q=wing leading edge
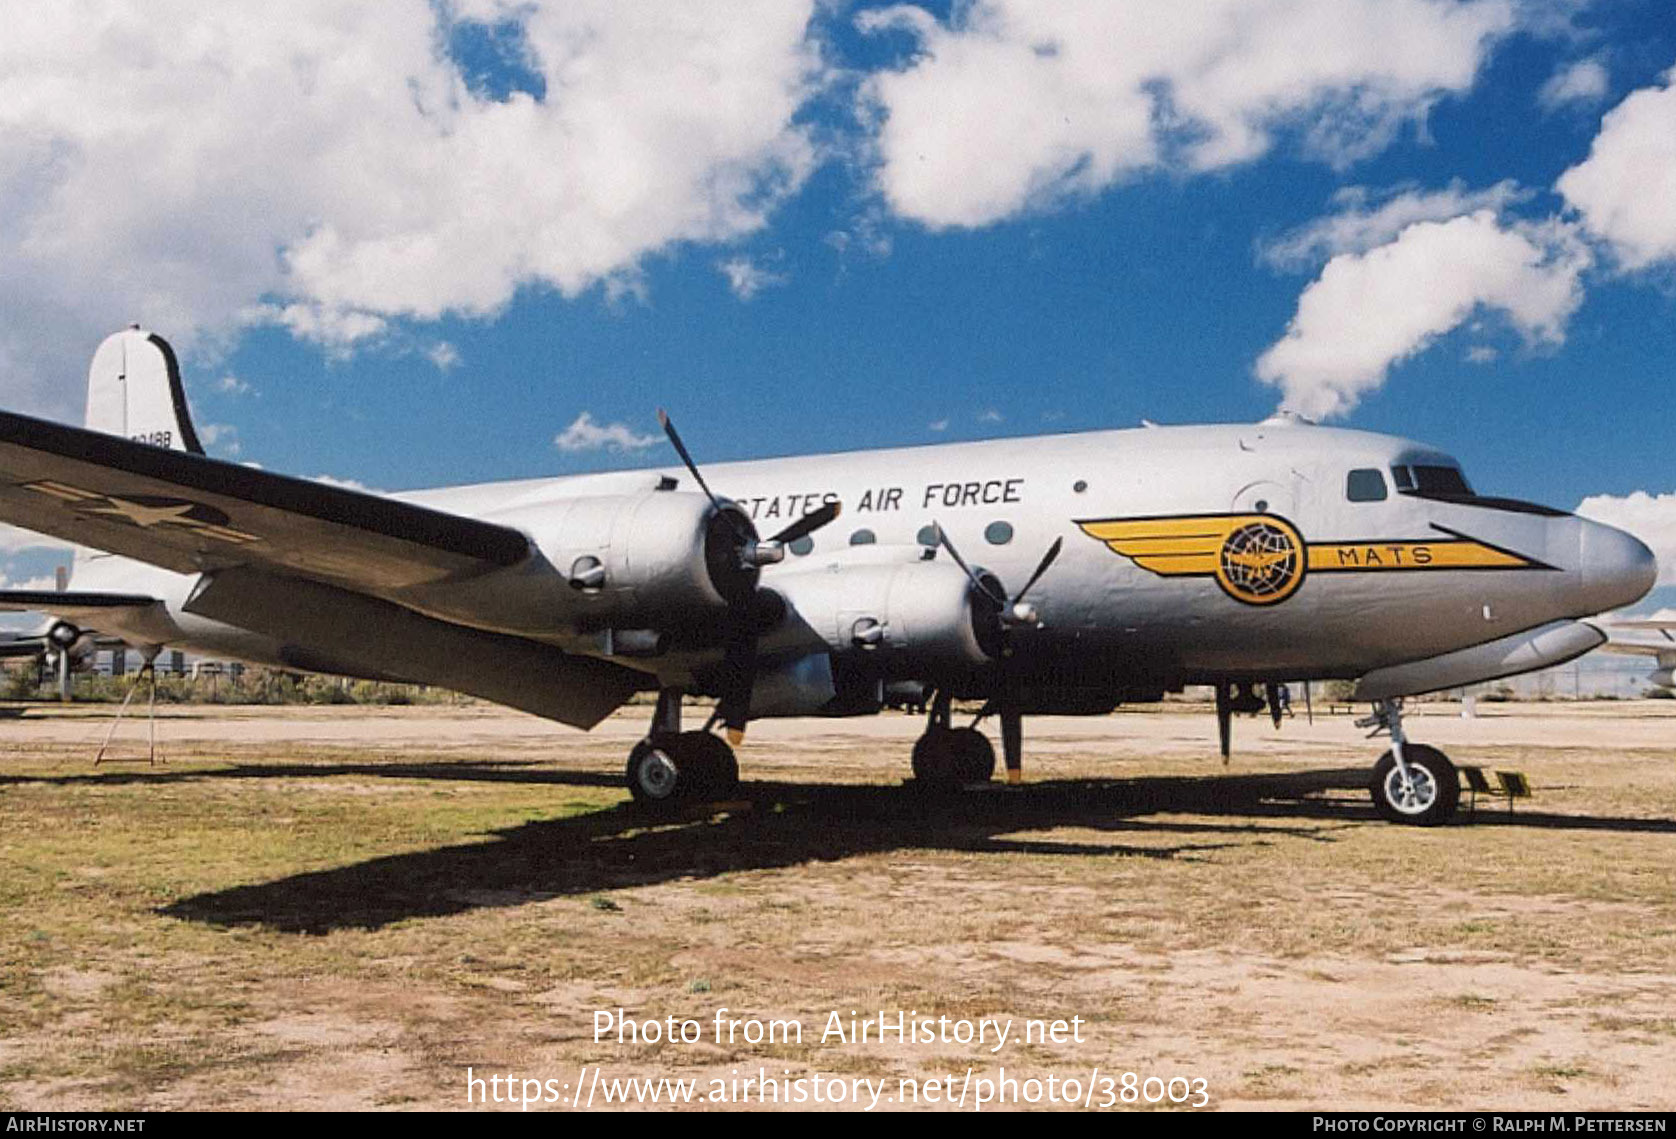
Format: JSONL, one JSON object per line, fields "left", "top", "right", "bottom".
{"left": 0, "top": 410, "right": 530, "bottom": 591}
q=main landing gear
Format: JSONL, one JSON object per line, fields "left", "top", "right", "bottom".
{"left": 625, "top": 689, "right": 740, "bottom": 810}
{"left": 1356, "top": 698, "right": 1460, "bottom": 826}
{"left": 910, "top": 691, "right": 1016, "bottom": 790}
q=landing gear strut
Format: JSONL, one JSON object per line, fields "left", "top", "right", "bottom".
{"left": 1357, "top": 698, "right": 1459, "bottom": 826}
{"left": 625, "top": 689, "right": 740, "bottom": 810}
{"left": 910, "top": 691, "right": 998, "bottom": 790}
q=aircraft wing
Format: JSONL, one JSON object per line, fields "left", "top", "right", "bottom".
{"left": 1603, "top": 619, "right": 1676, "bottom": 632}
{"left": 0, "top": 589, "right": 178, "bottom": 646}
{"left": 0, "top": 411, "right": 530, "bottom": 591}
{"left": 0, "top": 631, "right": 48, "bottom": 659}
{"left": 0, "top": 412, "right": 644, "bottom": 727}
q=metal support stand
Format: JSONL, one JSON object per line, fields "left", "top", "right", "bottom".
{"left": 94, "top": 655, "right": 161, "bottom": 766}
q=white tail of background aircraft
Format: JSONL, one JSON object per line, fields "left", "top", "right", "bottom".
{"left": 84, "top": 325, "right": 203, "bottom": 456}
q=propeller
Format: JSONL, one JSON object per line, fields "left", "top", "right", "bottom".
{"left": 932, "top": 524, "right": 1063, "bottom": 784}
{"left": 659, "top": 409, "right": 838, "bottom": 568}
{"left": 658, "top": 410, "right": 842, "bottom": 741}
{"left": 933, "top": 524, "right": 1062, "bottom": 638}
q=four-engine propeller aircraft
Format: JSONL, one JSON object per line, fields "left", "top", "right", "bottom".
{"left": 0, "top": 328, "right": 1657, "bottom": 824}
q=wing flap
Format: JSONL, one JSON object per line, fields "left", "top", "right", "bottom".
{"left": 185, "top": 567, "right": 642, "bottom": 729}
{"left": 0, "top": 411, "right": 530, "bottom": 591}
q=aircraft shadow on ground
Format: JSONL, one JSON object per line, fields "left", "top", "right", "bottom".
{"left": 146, "top": 765, "right": 1676, "bottom": 935}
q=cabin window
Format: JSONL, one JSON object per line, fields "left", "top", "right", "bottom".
{"left": 984, "top": 520, "right": 1014, "bottom": 545}
{"left": 916, "top": 524, "right": 939, "bottom": 547}
{"left": 849, "top": 528, "right": 876, "bottom": 546}
{"left": 789, "top": 536, "right": 814, "bottom": 556}
{"left": 1346, "top": 468, "right": 1387, "bottom": 502}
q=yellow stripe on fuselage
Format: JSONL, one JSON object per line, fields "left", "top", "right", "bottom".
{"left": 1307, "top": 541, "right": 1532, "bottom": 572}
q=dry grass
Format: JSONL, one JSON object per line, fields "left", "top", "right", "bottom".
{"left": 0, "top": 700, "right": 1673, "bottom": 1110}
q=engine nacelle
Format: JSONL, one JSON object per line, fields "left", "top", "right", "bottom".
{"left": 768, "top": 556, "right": 1002, "bottom": 676}
{"left": 526, "top": 492, "right": 757, "bottom": 626}
{"left": 1649, "top": 667, "right": 1675, "bottom": 690}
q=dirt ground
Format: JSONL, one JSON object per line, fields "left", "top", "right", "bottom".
{"left": 1, "top": 699, "right": 1673, "bottom": 1111}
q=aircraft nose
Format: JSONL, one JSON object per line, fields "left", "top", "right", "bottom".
{"left": 1577, "top": 519, "right": 1657, "bottom": 614}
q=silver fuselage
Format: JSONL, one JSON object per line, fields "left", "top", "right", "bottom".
{"left": 69, "top": 420, "right": 1656, "bottom": 703}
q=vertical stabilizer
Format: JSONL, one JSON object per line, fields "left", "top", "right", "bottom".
{"left": 84, "top": 326, "right": 203, "bottom": 454}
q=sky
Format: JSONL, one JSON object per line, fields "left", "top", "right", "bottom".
{"left": 2, "top": 0, "right": 1676, "bottom": 609}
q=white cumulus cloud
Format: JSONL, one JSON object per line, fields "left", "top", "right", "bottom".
{"left": 1255, "top": 211, "right": 1589, "bottom": 420}
{"left": 1539, "top": 56, "right": 1610, "bottom": 111}
{"left": 857, "top": 0, "right": 1515, "bottom": 230}
{"left": 0, "top": 1, "right": 822, "bottom": 415}
{"left": 1258, "top": 180, "right": 1528, "bottom": 270}
{"left": 554, "top": 413, "right": 661, "bottom": 454}
{"left": 717, "top": 256, "right": 789, "bottom": 301}
{"left": 1578, "top": 491, "right": 1676, "bottom": 587}
{"left": 1557, "top": 66, "right": 1676, "bottom": 271}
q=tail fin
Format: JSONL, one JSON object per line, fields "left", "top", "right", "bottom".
{"left": 84, "top": 325, "right": 203, "bottom": 454}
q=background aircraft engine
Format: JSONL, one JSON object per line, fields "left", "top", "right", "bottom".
{"left": 528, "top": 492, "right": 759, "bottom": 624}
{"left": 770, "top": 559, "right": 1004, "bottom": 675}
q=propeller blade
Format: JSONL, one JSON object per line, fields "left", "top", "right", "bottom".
{"left": 767, "top": 500, "right": 841, "bottom": 546}
{"left": 715, "top": 628, "right": 758, "bottom": 735}
{"left": 1010, "top": 536, "right": 1063, "bottom": 605}
{"left": 658, "top": 409, "right": 749, "bottom": 540}
{"left": 658, "top": 409, "right": 722, "bottom": 509}
{"left": 934, "top": 523, "right": 1006, "bottom": 606}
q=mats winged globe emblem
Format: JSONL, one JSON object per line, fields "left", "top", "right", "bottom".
{"left": 1215, "top": 519, "right": 1304, "bottom": 605}
{"left": 1075, "top": 513, "right": 1308, "bottom": 606}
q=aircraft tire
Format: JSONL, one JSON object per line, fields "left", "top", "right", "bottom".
{"left": 949, "top": 728, "right": 996, "bottom": 784}
{"left": 623, "top": 737, "right": 693, "bottom": 810}
{"left": 1369, "top": 745, "right": 1459, "bottom": 826}
{"left": 679, "top": 731, "right": 739, "bottom": 797}
{"left": 911, "top": 730, "right": 961, "bottom": 790}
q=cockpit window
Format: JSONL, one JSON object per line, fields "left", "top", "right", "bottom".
{"left": 1386, "top": 458, "right": 1567, "bottom": 517}
{"left": 1390, "top": 463, "right": 1471, "bottom": 496}
{"left": 1346, "top": 469, "right": 1387, "bottom": 502}
{"left": 1411, "top": 465, "right": 1472, "bottom": 496}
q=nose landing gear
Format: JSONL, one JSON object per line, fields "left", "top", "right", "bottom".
{"left": 1358, "top": 698, "right": 1459, "bottom": 826}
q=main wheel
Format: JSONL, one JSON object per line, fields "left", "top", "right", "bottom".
{"left": 626, "top": 736, "right": 686, "bottom": 809}
{"left": 679, "top": 731, "right": 740, "bottom": 797}
{"left": 911, "top": 729, "right": 960, "bottom": 789}
{"left": 1369, "top": 744, "right": 1459, "bottom": 826}
{"left": 626, "top": 733, "right": 739, "bottom": 810}
{"left": 948, "top": 727, "right": 995, "bottom": 784}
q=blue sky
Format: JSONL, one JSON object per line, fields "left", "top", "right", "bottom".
{"left": 2, "top": 1, "right": 1676, "bottom": 603}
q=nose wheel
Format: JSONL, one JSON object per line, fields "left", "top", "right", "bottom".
{"left": 1359, "top": 699, "right": 1460, "bottom": 826}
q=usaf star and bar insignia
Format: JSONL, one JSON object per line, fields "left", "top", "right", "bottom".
{"left": 24, "top": 480, "right": 261, "bottom": 545}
